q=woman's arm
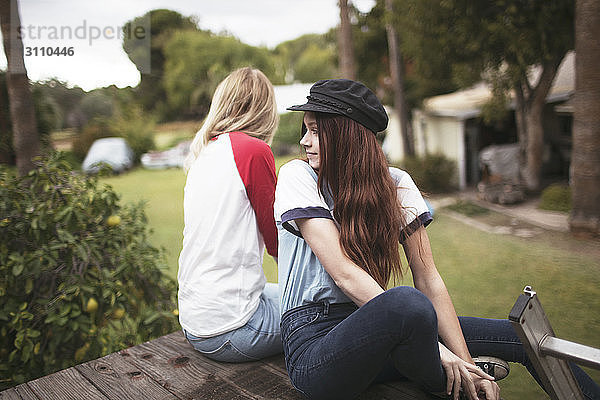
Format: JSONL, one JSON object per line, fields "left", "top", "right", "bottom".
{"left": 404, "top": 227, "right": 497, "bottom": 399}
{"left": 403, "top": 227, "right": 472, "bottom": 362}
{"left": 296, "top": 217, "right": 384, "bottom": 306}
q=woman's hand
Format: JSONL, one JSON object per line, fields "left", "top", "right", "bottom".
{"left": 438, "top": 343, "right": 497, "bottom": 400}
{"left": 472, "top": 375, "right": 501, "bottom": 400}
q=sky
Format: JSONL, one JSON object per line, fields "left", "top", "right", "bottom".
{"left": 0, "top": 0, "right": 375, "bottom": 91}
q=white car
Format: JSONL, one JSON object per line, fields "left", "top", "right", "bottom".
{"left": 141, "top": 140, "right": 191, "bottom": 169}
{"left": 82, "top": 137, "right": 134, "bottom": 174}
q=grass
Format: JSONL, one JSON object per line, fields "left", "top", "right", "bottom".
{"left": 445, "top": 200, "right": 491, "bottom": 216}
{"left": 425, "top": 214, "right": 600, "bottom": 398}
{"left": 102, "top": 160, "right": 600, "bottom": 399}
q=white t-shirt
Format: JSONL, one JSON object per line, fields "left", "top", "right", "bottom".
{"left": 178, "top": 132, "right": 278, "bottom": 337}
{"left": 274, "top": 159, "right": 432, "bottom": 315}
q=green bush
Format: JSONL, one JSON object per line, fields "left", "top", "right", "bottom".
{"left": 71, "top": 119, "right": 115, "bottom": 161}
{"left": 110, "top": 105, "right": 156, "bottom": 162}
{"left": 272, "top": 112, "right": 303, "bottom": 156}
{"left": 397, "top": 154, "right": 457, "bottom": 193}
{"left": 539, "top": 183, "right": 571, "bottom": 212}
{"left": 71, "top": 105, "right": 155, "bottom": 164}
{"left": 0, "top": 153, "right": 178, "bottom": 389}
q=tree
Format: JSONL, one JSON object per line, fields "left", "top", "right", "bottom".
{"left": 385, "top": 0, "right": 413, "bottom": 156}
{"left": 274, "top": 34, "right": 337, "bottom": 83}
{"left": 123, "top": 9, "right": 198, "bottom": 121}
{"left": 0, "top": 0, "right": 40, "bottom": 175}
{"left": 162, "top": 30, "right": 282, "bottom": 118}
{"left": 570, "top": 0, "right": 600, "bottom": 236}
{"left": 352, "top": 1, "right": 459, "bottom": 113}
{"left": 294, "top": 43, "right": 337, "bottom": 83}
{"left": 351, "top": 2, "right": 388, "bottom": 93}
{"left": 338, "top": 0, "right": 356, "bottom": 79}
{"left": 0, "top": 71, "right": 13, "bottom": 164}
{"left": 402, "top": 0, "right": 574, "bottom": 191}
{"left": 34, "top": 79, "right": 86, "bottom": 130}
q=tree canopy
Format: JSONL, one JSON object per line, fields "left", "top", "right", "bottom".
{"left": 396, "top": 0, "right": 574, "bottom": 190}
{"left": 273, "top": 33, "right": 337, "bottom": 84}
{"left": 123, "top": 9, "right": 200, "bottom": 120}
{"left": 162, "top": 30, "right": 284, "bottom": 119}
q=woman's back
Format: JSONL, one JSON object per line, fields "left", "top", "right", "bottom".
{"left": 178, "top": 132, "right": 277, "bottom": 337}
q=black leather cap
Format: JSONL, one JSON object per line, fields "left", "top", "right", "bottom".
{"left": 287, "top": 79, "right": 388, "bottom": 133}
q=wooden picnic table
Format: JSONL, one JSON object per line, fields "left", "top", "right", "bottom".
{"left": 0, "top": 331, "right": 438, "bottom": 400}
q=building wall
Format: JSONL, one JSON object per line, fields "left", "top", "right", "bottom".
{"left": 381, "top": 106, "right": 405, "bottom": 161}
{"left": 412, "top": 110, "right": 464, "bottom": 188}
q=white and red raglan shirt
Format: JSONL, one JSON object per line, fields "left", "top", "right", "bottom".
{"left": 178, "top": 132, "right": 278, "bottom": 337}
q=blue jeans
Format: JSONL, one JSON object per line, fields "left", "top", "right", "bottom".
{"left": 281, "top": 286, "right": 600, "bottom": 400}
{"left": 184, "top": 283, "right": 282, "bottom": 362}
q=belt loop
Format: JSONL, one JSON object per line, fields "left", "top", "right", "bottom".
{"left": 323, "top": 301, "right": 330, "bottom": 316}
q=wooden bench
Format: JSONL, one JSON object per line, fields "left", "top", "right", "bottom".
{"left": 0, "top": 331, "right": 438, "bottom": 399}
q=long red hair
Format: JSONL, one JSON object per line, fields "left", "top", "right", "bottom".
{"left": 315, "top": 113, "right": 404, "bottom": 288}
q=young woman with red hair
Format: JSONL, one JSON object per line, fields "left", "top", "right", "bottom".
{"left": 274, "top": 79, "right": 600, "bottom": 400}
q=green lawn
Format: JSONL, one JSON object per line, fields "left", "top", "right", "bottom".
{"left": 103, "top": 164, "right": 600, "bottom": 399}
{"left": 425, "top": 214, "right": 600, "bottom": 398}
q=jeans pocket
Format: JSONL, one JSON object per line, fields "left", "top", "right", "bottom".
{"left": 284, "top": 311, "right": 320, "bottom": 341}
{"left": 190, "top": 337, "right": 258, "bottom": 363}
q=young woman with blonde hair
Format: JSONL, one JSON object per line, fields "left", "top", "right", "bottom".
{"left": 275, "top": 79, "right": 600, "bottom": 399}
{"left": 178, "top": 67, "right": 281, "bottom": 362}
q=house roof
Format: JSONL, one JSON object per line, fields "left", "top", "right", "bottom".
{"left": 422, "top": 82, "right": 490, "bottom": 119}
{"left": 421, "top": 52, "right": 575, "bottom": 119}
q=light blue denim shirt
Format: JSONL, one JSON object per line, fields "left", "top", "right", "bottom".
{"left": 274, "top": 160, "right": 432, "bottom": 316}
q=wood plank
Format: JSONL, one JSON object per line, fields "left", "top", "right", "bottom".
{"left": 160, "top": 331, "right": 437, "bottom": 400}
{"left": 25, "top": 367, "right": 106, "bottom": 400}
{"left": 358, "top": 383, "right": 419, "bottom": 400}
{"left": 157, "top": 331, "right": 302, "bottom": 399}
{"left": 384, "top": 381, "right": 440, "bottom": 400}
{"left": 162, "top": 331, "right": 438, "bottom": 400}
{"left": 0, "top": 383, "right": 39, "bottom": 400}
{"left": 75, "top": 351, "right": 177, "bottom": 400}
{"left": 1, "top": 383, "right": 39, "bottom": 400}
{"left": 117, "top": 333, "right": 254, "bottom": 400}
{"left": 259, "top": 354, "right": 289, "bottom": 376}
{"left": 0, "top": 388, "right": 24, "bottom": 400}
{"left": 14, "top": 384, "right": 38, "bottom": 400}
{"left": 0, "top": 331, "right": 440, "bottom": 400}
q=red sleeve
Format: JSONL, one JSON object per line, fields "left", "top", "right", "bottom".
{"left": 229, "top": 132, "right": 278, "bottom": 258}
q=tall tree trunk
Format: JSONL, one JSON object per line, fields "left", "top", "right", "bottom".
{"left": 0, "top": 0, "right": 40, "bottom": 175}
{"left": 522, "top": 97, "right": 545, "bottom": 191}
{"left": 385, "top": 0, "right": 413, "bottom": 157}
{"left": 338, "top": 0, "right": 356, "bottom": 79}
{"left": 518, "top": 57, "right": 563, "bottom": 191}
{"left": 570, "top": 0, "right": 600, "bottom": 236}
{"left": 0, "top": 72, "right": 14, "bottom": 164}
{"left": 514, "top": 83, "right": 528, "bottom": 174}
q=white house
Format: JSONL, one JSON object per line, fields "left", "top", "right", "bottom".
{"left": 384, "top": 52, "right": 575, "bottom": 189}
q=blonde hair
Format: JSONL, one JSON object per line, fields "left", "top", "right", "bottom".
{"left": 184, "top": 67, "right": 279, "bottom": 171}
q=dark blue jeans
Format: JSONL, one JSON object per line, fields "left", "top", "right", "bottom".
{"left": 281, "top": 286, "right": 600, "bottom": 400}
